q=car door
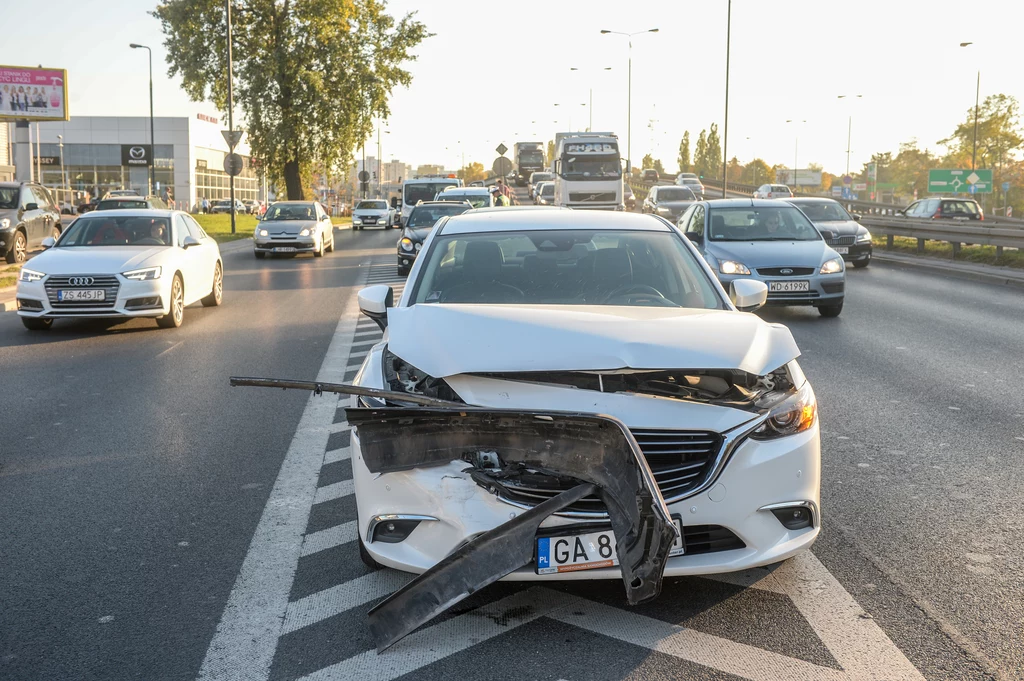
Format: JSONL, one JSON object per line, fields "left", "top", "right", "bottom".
{"left": 173, "top": 214, "right": 205, "bottom": 303}
{"left": 182, "top": 213, "right": 219, "bottom": 296}
{"left": 19, "top": 186, "right": 43, "bottom": 244}
{"left": 644, "top": 187, "right": 656, "bottom": 213}
{"left": 32, "top": 186, "right": 59, "bottom": 242}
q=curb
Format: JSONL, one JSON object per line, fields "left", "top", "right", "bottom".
{"left": 217, "top": 237, "right": 255, "bottom": 254}
{"left": 872, "top": 252, "right": 1024, "bottom": 289}
{"left": 1, "top": 299, "right": 15, "bottom": 313}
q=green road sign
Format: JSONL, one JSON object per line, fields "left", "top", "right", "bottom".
{"left": 928, "top": 168, "right": 992, "bottom": 193}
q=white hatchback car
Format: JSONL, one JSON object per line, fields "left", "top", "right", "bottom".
{"left": 346, "top": 210, "right": 821, "bottom": 645}
{"left": 16, "top": 209, "right": 223, "bottom": 330}
{"left": 753, "top": 184, "right": 795, "bottom": 199}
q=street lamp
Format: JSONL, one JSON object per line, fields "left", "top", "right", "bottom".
{"left": 569, "top": 67, "right": 612, "bottom": 132}
{"left": 129, "top": 43, "right": 155, "bottom": 196}
{"left": 837, "top": 94, "right": 863, "bottom": 176}
{"left": 785, "top": 120, "right": 807, "bottom": 188}
{"left": 600, "top": 28, "right": 659, "bottom": 174}
{"left": 960, "top": 42, "right": 980, "bottom": 171}
{"left": 57, "top": 134, "right": 67, "bottom": 209}
{"left": 553, "top": 102, "right": 586, "bottom": 132}
{"left": 722, "top": 0, "right": 732, "bottom": 197}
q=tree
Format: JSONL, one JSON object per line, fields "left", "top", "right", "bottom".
{"left": 457, "top": 162, "right": 486, "bottom": 184}
{"left": 678, "top": 131, "right": 691, "bottom": 173}
{"left": 641, "top": 153, "right": 654, "bottom": 171}
{"left": 742, "top": 158, "right": 771, "bottom": 185}
{"left": 705, "top": 123, "right": 722, "bottom": 180}
{"left": 726, "top": 156, "right": 743, "bottom": 184}
{"left": 888, "top": 141, "right": 936, "bottom": 199}
{"left": 154, "top": 0, "right": 430, "bottom": 200}
{"left": 694, "top": 129, "right": 708, "bottom": 178}
{"left": 653, "top": 158, "right": 665, "bottom": 175}
{"left": 938, "top": 94, "right": 1024, "bottom": 170}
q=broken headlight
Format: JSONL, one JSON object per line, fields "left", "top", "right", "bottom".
{"left": 751, "top": 381, "right": 816, "bottom": 440}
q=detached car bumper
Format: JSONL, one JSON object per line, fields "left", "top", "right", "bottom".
{"left": 16, "top": 277, "right": 170, "bottom": 319}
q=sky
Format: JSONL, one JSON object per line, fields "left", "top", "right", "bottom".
{"left": 5, "top": 0, "right": 1024, "bottom": 176}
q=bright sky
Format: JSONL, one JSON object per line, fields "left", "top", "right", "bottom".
{"left": 6, "top": 0, "right": 1023, "bottom": 176}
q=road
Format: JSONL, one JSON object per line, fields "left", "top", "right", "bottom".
{"left": 1, "top": 211, "right": 1021, "bottom": 680}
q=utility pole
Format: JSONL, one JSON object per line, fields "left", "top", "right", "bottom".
{"left": 722, "top": 0, "right": 731, "bottom": 197}
{"left": 226, "top": 0, "right": 237, "bottom": 234}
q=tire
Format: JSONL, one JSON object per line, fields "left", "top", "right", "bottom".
{"left": 254, "top": 250, "right": 266, "bottom": 259}
{"left": 852, "top": 255, "right": 870, "bottom": 268}
{"left": 6, "top": 230, "right": 26, "bottom": 264}
{"left": 358, "top": 536, "right": 382, "bottom": 570}
{"left": 21, "top": 316, "right": 53, "bottom": 331}
{"left": 818, "top": 300, "right": 844, "bottom": 318}
{"left": 201, "top": 262, "right": 223, "bottom": 307}
{"left": 157, "top": 274, "right": 185, "bottom": 328}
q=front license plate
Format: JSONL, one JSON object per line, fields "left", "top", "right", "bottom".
{"left": 58, "top": 289, "right": 105, "bottom": 302}
{"left": 273, "top": 247, "right": 297, "bottom": 253}
{"left": 536, "top": 518, "right": 684, "bottom": 574}
{"left": 769, "top": 280, "right": 810, "bottom": 292}
{"left": 834, "top": 246, "right": 849, "bottom": 254}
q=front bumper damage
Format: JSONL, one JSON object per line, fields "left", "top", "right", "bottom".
{"left": 231, "top": 377, "right": 678, "bottom": 652}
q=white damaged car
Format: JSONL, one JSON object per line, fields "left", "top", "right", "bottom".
{"left": 344, "top": 210, "right": 820, "bottom": 648}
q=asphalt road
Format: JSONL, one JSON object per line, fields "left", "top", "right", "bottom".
{"left": 1, "top": 215, "right": 1022, "bottom": 680}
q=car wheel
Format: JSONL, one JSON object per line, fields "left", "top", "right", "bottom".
{"left": 852, "top": 255, "right": 870, "bottom": 268}
{"left": 314, "top": 236, "right": 324, "bottom": 257}
{"left": 22, "top": 316, "right": 53, "bottom": 331}
{"left": 254, "top": 251, "right": 266, "bottom": 259}
{"left": 818, "top": 300, "right": 844, "bottom": 318}
{"left": 6, "top": 230, "right": 27, "bottom": 264}
{"left": 157, "top": 274, "right": 185, "bottom": 328}
{"left": 358, "top": 536, "right": 382, "bottom": 570}
{"left": 201, "top": 262, "right": 223, "bottom": 307}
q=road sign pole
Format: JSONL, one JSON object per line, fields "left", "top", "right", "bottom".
{"left": 225, "top": 0, "right": 236, "bottom": 234}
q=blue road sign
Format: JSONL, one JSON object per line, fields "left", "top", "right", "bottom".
{"left": 1002, "top": 181, "right": 1010, "bottom": 192}
{"left": 968, "top": 184, "right": 977, "bottom": 194}
{"left": 842, "top": 175, "right": 853, "bottom": 185}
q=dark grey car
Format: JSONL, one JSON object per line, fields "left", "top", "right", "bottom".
{"left": 642, "top": 185, "right": 697, "bottom": 223}
{"left": 0, "top": 182, "right": 62, "bottom": 264}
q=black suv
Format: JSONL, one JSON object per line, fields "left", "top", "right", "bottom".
{"left": 0, "top": 181, "right": 63, "bottom": 263}
{"left": 899, "top": 197, "right": 983, "bottom": 220}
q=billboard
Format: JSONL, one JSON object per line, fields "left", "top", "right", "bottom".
{"left": 0, "top": 65, "right": 69, "bottom": 122}
{"left": 776, "top": 168, "right": 823, "bottom": 187}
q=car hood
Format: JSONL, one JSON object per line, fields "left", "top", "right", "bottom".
{"left": 706, "top": 239, "right": 831, "bottom": 269}
{"left": 0, "top": 207, "right": 19, "bottom": 222}
{"left": 354, "top": 209, "right": 388, "bottom": 217}
{"left": 403, "top": 227, "right": 433, "bottom": 242}
{"left": 810, "top": 219, "right": 860, "bottom": 237}
{"left": 387, "top": 304, "right": 800, "bottom": 378}
{"left": 655, "top": 201, "right": 695, "bottom": 212}
{"left": 28, "top": 246, "right": 169, "bottom": 274}
{"left": 260, "top": 219, "right": 317, "bottom": 234}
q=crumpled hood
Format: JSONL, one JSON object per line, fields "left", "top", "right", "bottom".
{"left": 261, "top": 219, "right": 317, "bottom": 235}
{"left": 387, "top": 304, "right": 800, "bottom": 377}
{"left": 707, "top": 239, "right": 831, "bottom": 269}
{"left": 29, "top": 246, "right": 167, "bottom": 274}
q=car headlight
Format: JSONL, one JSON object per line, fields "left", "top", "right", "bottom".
{"left": 378, "top": 218, "right": 386, "bottom": 224}
{"left": 123, "top": 266, "right": 162, "bottom": 281}
{"left": 19, "top": 267, "right": 45, "bottom": 283}
{"left": 414, "top": 242, "right": 422, "bottom": 251}
{"left": 259, "top": 229, "right": 269, "bottom": 237}
{"left": 719, "top": 260, "right": 750, "bottom": 275}
{"left": 0, "top": 218, "right": 10, "bottom": 229}
{"left": 299, "top": 228, "right": 311, "bottom": 237}
{"left": 819, "top": 257, "right": 844, "bottom": 274}
{"left": 751, "top": 382, "right": 816, "bottom": 440}
{"left": 400, "top": 238, "right": 414, "bottom": 252}
{"left": 856, "top": 230, "right": 872, "bottom": 243}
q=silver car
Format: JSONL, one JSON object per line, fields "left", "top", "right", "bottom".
{"left": 352, "top": 199, "right": 397, "bottom": 230}
{"left": 677, "top": 199, "right": 845, "bottom": 317}
{"left": 254, "top": 201, "right": 335, "bottom": 258}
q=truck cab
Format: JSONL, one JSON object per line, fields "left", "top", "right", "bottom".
{"left": 552, "top": 133, "right": 624, "bottom": 211}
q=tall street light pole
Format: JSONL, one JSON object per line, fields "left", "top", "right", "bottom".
{"left": 722, "top": 0, "right": 731, "bottom": 197}
{"left": 57, "top": 134, "right": 67, "bottom": 208}
{"left": 786, "top": 119, "right": 807, "bottom": 188}
{"left": 569, "top": 67, "right": 612, "bottom": 132}
{"left": 960, "top": 42, "right": 980, "bottom": 171}
{"left": 837, "top": 94, "right": 863, "bottom": 176}
{"left": 225, "top": 0, "right": 237, "bottom": 233}
{"left": 600, "top": 28, "right": 659, "bottom": 175}
{"left": 129, "top": 43, "right": 155, "bottom": 197}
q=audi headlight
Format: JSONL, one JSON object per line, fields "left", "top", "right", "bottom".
{"left": 19, "top": 267, "right": 45, "bottom": 283}
{"left": 122, "top": 266, "right": 162, "bottom": 281}
{"left": 259, "top": 229, "right": 269, "bottom": 237}
{"left": 752, "top": 382, "right": 817, "bottom": 440}
{"left": 299, "top": 228, "right": 311, "bottom": 237}
{"left": 0, "top": 218, "right": 10, "bottom": 229}
{"left": 719, "top": 260, "right": 750, "bottom": 275}
{"left": 400, "top": 238, "right": 414, "bottom": 252}
{"left": 856, "top": 230, "right": 872, "bottom": 243}
{"left": 819, "top": 257, "right": 844, "bottom": 274}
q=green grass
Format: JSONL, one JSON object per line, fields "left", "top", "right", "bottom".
{"left": 193, "top": 213, "right": 258, "bottom": 242}
{"left": 0, "top": 263, "right": 20, "bottom": 288}
{"left": 874, "top": 235, "right": 1024, "bottom": 269}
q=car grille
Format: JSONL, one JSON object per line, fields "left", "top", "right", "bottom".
{"left": 683, "top": 525, "right": 746, "bottom": 555}
{"left": 44, "top": 275, "right": 120, "bottom": 309}
{"left": 756, "top": 267, "right": 815, "bottom": 276}
{"left": 496, "top": 429, "right": 723, "bottom": 515}
{"left": 827, "top": 236, "right": 856, "bottom": 246}
{"left": 822, "top": 282, "right": 844, "bottom": 294}
{"left": 569, "top": 192, "right": 617, "bottom": 202}
{"left": 262, "top": 240, "right": 307, "bottom": 249}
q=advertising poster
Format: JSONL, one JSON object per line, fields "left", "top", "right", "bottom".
{"left": 0, "top": 65, "right": 69, "bottom": 121}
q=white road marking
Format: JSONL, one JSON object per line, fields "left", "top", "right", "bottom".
{"left": 281, "top": 570, "right": 410, "bottom": 635}
{"left": 327, "top": 421, "right": 351, "bottom": 434}
{"left": 323, "top": 445, "right": 351, "bottom": 465}
{"left": 196, "top": 281, "right": 365, "bottom": 681}
{"left": 346, "top": 350, "right": 369, "bottom": 362}
{"left": 156, "top": 341, "right": 184, "bottom": 358}
{"left": 301, "top": 521, "right": 357, "bottom": 557}
{"left": 313, "top": 479, "right": 354, "bottom": 504}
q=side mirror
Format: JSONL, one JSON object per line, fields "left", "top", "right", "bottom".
{"left": 358, "top": 284, "right": 394, "bottom": 331}
{"left": 182, "top": 235, "right": 201, "bottom": 249}
{"left": 41, "top": 236, "right": 55, "bottom": 249}
{"left": 729, "top": 279, "right": 768, "bottom": 313}
{"left": 25, "top": 202, "right": 39, "bottom": 211}
{"left": 684, "top": 232, "right": 703, "bottom": 245}
{"left": 255, "top": 213, "right": 262, "bottom": 221}
{"left": 852, "top": 214, "right": 861, "bottom": 222}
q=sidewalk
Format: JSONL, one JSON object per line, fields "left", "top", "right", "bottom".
{"left": 873, "top": 250, "right": 1024, "bottom": 289}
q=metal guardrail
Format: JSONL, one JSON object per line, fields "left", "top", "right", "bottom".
{"left": 860, "top": 216, "right": 1024, "bottom": 255}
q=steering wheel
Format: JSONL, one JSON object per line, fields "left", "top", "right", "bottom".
{"left": 601, "top": 283, "right": 667, "bottom": 304}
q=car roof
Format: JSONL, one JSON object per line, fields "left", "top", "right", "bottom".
{"left": 272, "top": 200, "right": 317, "bottom": 204}
{"left": 439, "top": 208, "right": 670, "bottom": 235}
{"left": 786, "top": 197, "right": 837, "bottom": 204}
{"left": 78, "top": 208, "right": 179, "bottom": 217}
{"left": 703, "top": 198, "right": 794, "bottom": 208}
{"left": 441, "top": 187, "right": 490, "bottom": 194}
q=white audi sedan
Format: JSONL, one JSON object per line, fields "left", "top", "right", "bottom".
{"left": 348, "top": 209, "right": 820, "bottom": 597}
{"left": 16, "top": 209, "right": 223, "bottom": 331}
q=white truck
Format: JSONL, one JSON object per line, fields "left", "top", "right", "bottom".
{"left": 552, "top": 132, "right": 624, "bottom": 211}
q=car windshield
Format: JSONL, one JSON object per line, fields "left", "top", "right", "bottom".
{"left": 540, "top": 184, "right": 554, "bottom": 197}
{"left": 412, "top": 229, "right": 722, "bottom": 308}
{"left": 97, "top": 200, "right": 148, "bottom": 210}
{"left": 520, "top": 151, "right": 544, "bottom": 163}
{"left": 658, "top": 187, "right": 695, "bottom": 201}
{"left": 265, "top": 203, "right": 315, "bottom": 220}
{"left": 57, "top": 215, "right": 173, "bottom": 247}
{"left": 407, "top": 204, "right": 470, "bottom": 228}
{"left": 708, "top": 206, "right": 821, "bottom": 241}
{"left": 438, "top": 193, "right": 489, "bottom": 208}
{"left": 562, "top": 155, "right": 621, "bottom": 179}
{"left": 357, "top": 200, "right": 387, "bottom": 210}
{"left": 405, "top": 182, "right": 457, "bottom": 205}
{"left": 794, "top": 201, "right": 852, "bottom": 222}
{"left": 531, "top": 173, "right": 554, "bottom": 183}
{"left": 0, "top": 187, "right": 18, "bottom": 208}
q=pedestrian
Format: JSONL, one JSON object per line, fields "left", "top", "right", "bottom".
{"left": 491, "top": 186, "right": 509, "bottom": 207}
{"left": 202, "top": 196, "right": 210, "bottom": 214}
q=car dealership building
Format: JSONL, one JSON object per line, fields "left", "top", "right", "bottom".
{"left": 7, "top": 114, "right": 259, "bottom": 209}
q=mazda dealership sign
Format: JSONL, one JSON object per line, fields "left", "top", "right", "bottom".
{"left": 121, "top": 144, "right": 153, "bottom": 167}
